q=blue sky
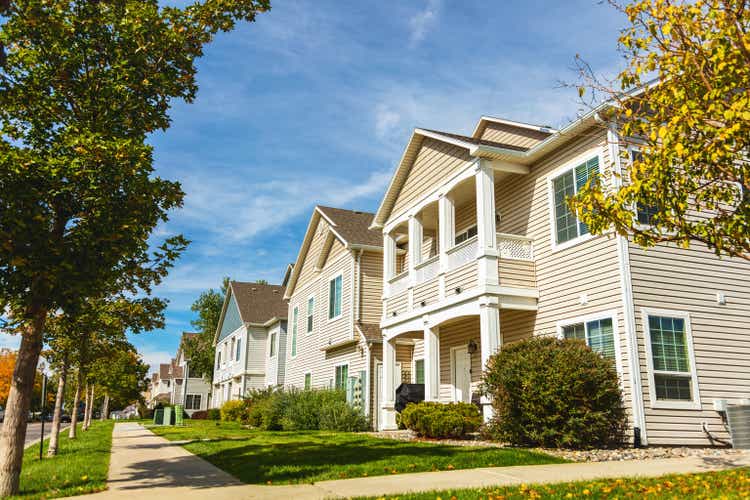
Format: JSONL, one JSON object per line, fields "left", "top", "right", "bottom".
{"left": 2, "top": 0, "right": 627, "bottom": 372}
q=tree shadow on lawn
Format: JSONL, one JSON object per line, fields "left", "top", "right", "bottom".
{"left": 188, "top": 435, "right": 563, "bottom": 485}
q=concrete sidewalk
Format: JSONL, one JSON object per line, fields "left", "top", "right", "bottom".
{"left": 78, "top": 422, "right": 750, "bottom": 499}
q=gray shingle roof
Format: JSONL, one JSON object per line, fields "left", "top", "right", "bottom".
{"left": 317, "top": 206, "right": 382, "bottom": 248}
{"left": 230, "top": 281, "right": 287, "bottom": 324}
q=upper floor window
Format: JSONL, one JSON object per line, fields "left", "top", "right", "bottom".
{"left": 329, "top": 274, "right": 342, "bottom": 319}
{"left": 230, "top": 338, "right": 235, "bottom": 362}
{"left": 235, "top": 338, "right": 241, "bottom": 362}
{"left": 552, "top": 156, "right": 599, "bottom": 245}
{"left": 216, "top": 352, "right": 221, "bottom": 369}
{"left": 307, "top": 296, "right": 314, "bottom": 333}
{"left": 454, "top": 225, "right": 477, "bottom": 245}
{"left": 269, "top": 332, "right": 277, "bottom": 358}
{"left": 562, "top": 316, "right": 616, "bottom": 361}
{"left": 630, "top": 149, "right": 659, "bottom": 225}
{"left": 291, "top": 307, "right": 298, "bottom": 357}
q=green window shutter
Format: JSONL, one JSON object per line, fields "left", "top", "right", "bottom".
{"left": 329, "top": 275, "right": 342, "bottom": 318}
{"left": 562, "top": 323, "right": 586, "bottom": 341}
{"left": 236, "top": 338, "right": 241, "bottom": 361}
{"left": 586, "top": 318, "right": 615, "bottom": 360}
{"left": 574, "top": 156, "right": 599, "bottom": 236}
{"left": 335, "top": 364, "right": 348, "bottom": 390}
{"left": 414, "top": 359, "right": 425, "bottom": 384}
{"left": 649, "top": 316, "right": 689, "bottom": 372}
{"left": 335, "top": 275, "right": 342, "bottom": 317}
{"left": 553, "top": 170, "right": 577, "bottom": 244}
{"left": 291, "top": 307, "right": 298, "bottom": 357}
{"left": 304, "top": 373, "right": 311, "bottom": 390}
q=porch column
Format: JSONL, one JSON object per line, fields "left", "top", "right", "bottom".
{"left": 475, "top": 160, "right": 499, "bottom": 286}
{"left": 438, "top": 193, "right": 455, "bottom": 299}
{"left": 423, "top": 324, "right": 440, "bottom": 401}
{"left": 380, "top": 337, "right": 398, "bottom": 430}
{"left": 479, "top": 297, "right": 501, "bottom": 421}
{"left": 408, "top": 214, "right": 423, "bottom": 283}
{"left": 383, "top": 231, "right": 396, "bottom": 296}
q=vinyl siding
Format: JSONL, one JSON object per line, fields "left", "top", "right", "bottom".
{"left": 360, "top": 251, "right": 384, "bottom": 325}
{"left": 438, "top": 317, "right": 482, "bottom": 402}
{"left": 479, "top": 122, "right": 549, "bottom": 149}
{"left": 501, "top": 309, "right": 536, "bottom": 344}
{"left": 386, "top": 292, "right": 409, "bottom": 318}
{"left": 455, "top": 198, "right": 477, "bottom": 235}
{"left": 391, "top": 138, "right": 472, "bottom": 221}
{"left": 296, "top": 218, "right": 335, "bottom": 288}
{"left": 498, "top": 259, "right": 536, "bottom": 288}
{"left": 629, "top": 241, "right": 750, "bottom": 446}
{"left": 445, "top": 262, "right": 478, "bottom": 293}
{"left": 413, "top": 280, "right": 439, "bottom": 308}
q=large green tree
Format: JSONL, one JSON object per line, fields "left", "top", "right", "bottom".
{"left": 572, "top": 0, "right": 749, "bottom": 260}
{"left": 0, "top": 0, "right": 269, "bottom": 494}
{"left": 183, "top": 278, "right": 229, "bottom": 382}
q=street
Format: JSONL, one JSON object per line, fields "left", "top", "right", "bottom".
{"left": 0, "top": 422, "right": 61, "bottom": 451}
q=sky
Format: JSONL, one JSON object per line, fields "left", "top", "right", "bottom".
{"left": 1, "top": 0, "right": 628, "bottom": 373}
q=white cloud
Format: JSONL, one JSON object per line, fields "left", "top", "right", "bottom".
{"left": 409, "top": 0, "right": 441, "bottom": 47}
{"left": 0, "top": 333, "right": 20, "bottom": 351}
{"left": 139, "top": 348, "right": 174, "bottom": 374}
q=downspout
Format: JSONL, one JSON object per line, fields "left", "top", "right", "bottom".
{"left": 608, "top": 121, "right": 648, "bottom": 447}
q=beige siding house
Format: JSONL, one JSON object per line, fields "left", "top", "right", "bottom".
{"left": 371, "top": 114, "right": 750, "bottom": 446}
{"left": 212, "top": 281, "right": 287, "bottom": 406}
{"left": 283, "top": 206, "right": 384, "bottom": 424}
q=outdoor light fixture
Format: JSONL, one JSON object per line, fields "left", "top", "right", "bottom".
{"left": 455, "top": 286, "right": 462, "bottom": 294}
{"left": 467, "top": 339, "right": 478, "bottom": 355}
{"left": 420, "top": 300, "right": 426, "bottom": 307}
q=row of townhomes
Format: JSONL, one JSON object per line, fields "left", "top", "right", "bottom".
{"left": 149, "top": 332, "right": 212, "bottom": 416}
{"left": 207, "top": 113, "right": 749, "bottom": 447}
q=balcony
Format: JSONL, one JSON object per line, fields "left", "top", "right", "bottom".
{"left": 446, "top": 235, "right": 478, "bottom": 271}
{"left": 497, "top": 233, "right": 536, "bottom": 288}
{"left": 388, "top": 271, "right": 409, "bottom": 295}
{"left": 415, "top": 255, "right": 440, "bottom": 284}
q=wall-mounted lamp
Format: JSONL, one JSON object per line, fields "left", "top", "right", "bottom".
{"left": 420, "top": 300, "right": 426, "bottom": 307}
{"left": 455, "top": 286, "right": 462, "bottom": 295}
{"left": 467, "top": 339, "right": 478, "bottom": 355}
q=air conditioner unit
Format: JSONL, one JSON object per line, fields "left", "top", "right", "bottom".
{"left": 726, "top": 404, "right": 750, "bottom": 449}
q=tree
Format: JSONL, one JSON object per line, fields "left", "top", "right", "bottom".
{"left": 0, "top": 350, "right": 14, "bottom": 406}
{"left": 571, "top": 0, "right": 749, "bottom": 260}
{"left": 93, "top": 347, "right": 150, "bottom": 414}
{"left": 0, "top": 1, "right": 269, "bottom": 494}
{"left": 183, "top": 278, "right": 229, "bottom": 382}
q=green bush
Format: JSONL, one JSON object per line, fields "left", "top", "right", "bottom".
{"left": 206, "top": 408, "right": 220, "bottom": 420}
{"left": 400, "top": 401, "right": 482, "bottom": 438}
{"left": 219, "top": 399, "right": 246, "bottom": 422}
{"left": 482, "top": 336, "right": 628, "bottom": 449}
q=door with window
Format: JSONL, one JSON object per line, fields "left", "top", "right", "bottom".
{"left": 452, "top": 347, "right": 471, "bottom": 403}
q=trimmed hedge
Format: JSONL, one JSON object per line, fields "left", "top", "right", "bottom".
{"left": 482, "top": 336, "right": 628, "bottom": 449}
{"left": 400, "top": 401, "right": 482, "bottom": 438}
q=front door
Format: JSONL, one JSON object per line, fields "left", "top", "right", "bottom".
{"left": 452, "top": 347, "right": 471, "bottom": 403}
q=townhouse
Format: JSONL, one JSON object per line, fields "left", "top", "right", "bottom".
{"left": 212, "top": 281, "right": 287, "bottom": 405}
{"left": 170, "top": 332, "right": 212, "bottom": 415}
{"left": 148, "top": 364, "right": 172, "bottom": 408}
{"left": 283, "top": 206, "right": 390, "bottom": 425}
{"left": 370, "top": 114, "right": 750, "bottom": 446}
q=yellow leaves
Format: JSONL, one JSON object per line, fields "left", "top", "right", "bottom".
{"left": 675, "top": 143, "right": 684, "bottom": 155}
{"left": 658, "top": 126, "right": 668, "bottom": 139}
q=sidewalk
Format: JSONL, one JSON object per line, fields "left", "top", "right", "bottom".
{"left": 79, "top": 422, "right": 750, "bottom": 499}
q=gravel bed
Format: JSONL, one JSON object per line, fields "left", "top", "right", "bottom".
{"left": 367, "top": 430, "right": 747, "bottom": 462}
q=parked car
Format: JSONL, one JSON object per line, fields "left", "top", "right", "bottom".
{"left": 60, "top": 413, "right": 71, "bottom": 423}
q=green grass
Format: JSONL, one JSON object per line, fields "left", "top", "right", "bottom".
{"left": 357, "top": 467, "right": 750, "bottom": 499}
{"left": 11, "top": 421, "right": 114, "bottom": 499}
{"left": 148, "top": 420, "right": 565, "bottom": 485}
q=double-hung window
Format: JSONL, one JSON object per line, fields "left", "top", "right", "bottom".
{"left": 235, "top": 338, "right": 241, "bottom": 362}
{"left": 644, "top": 311, "right": 700, "bottom": 408}
{"left": 307, "top": 296, "right": 314, "bottom": 333}
{"left": 304, "top": 373, "right": 312, "bottom": 390}
{"left": 561, "top": 316, "right": 616, "bottom": 362}
{"left": 334, "top": 364, "right": 348, "bottom": 390}
{"left": 454, "top": 225, "right": 477, "bottom": 245}
{"left": 329, "top": 274, "right": 342, "bottom": 319}
{"left": 414, "top": 359, "right": 425, "bottom": 384}
{"left": 291, "top": 307, "right": 298, "bottom": 357}
{"left": 186, "top": 394, "right": 201, "bottom": 410}
{"left": 552, "top": 156, "right": 599, "bottom": 245}
{"left": 269, "top": 332, "right": 277, "bottom": 358}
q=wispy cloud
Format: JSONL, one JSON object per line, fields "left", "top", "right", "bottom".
{"left": 409, "top": 0, "right": 441, "bottom": 47}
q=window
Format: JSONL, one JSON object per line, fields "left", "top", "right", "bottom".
{"left": 630, "top": 149, "right": 659, "bottom": 225}
{"left": 230, "top": 338, "right": 235, "bottom": 362}
{"left": 454, "top": 225, "right": 477, "bottom": 245}
{"left": 269, "top": 332, "right": 277, "bottom": 358}
{"left": 644, "top": 311, "right": 699, "bottom": 408}
{"left": 185, "top": 394, "right": 202, "bottom": 410}
{"left": 562, "top": 317, "right": 616, "bottom": 361}
{"left": 414, "top": 359, "right": 425, "bottom": 384}
{"left": 216, "top": 352, "right": 221, "bottom": 369}
{"left": 291, "top": 307, "right": 298, "bottom": 357}
{"left": 334, "top": 364, "right": 348, "bottom": 390}
{"left": 307, "top": 296, "right": 314, "bottom": 333}
{"left": 328, "top": 274, "right": 342, "bottom": 319}
{"left": 552, "top": 156, "right": 599, "bottom": 244}
{"left": 235, "top": 338, "right": 241, "bottom": 362}
{"left": 304, "top": 373, "right": 312, "bottom": 390}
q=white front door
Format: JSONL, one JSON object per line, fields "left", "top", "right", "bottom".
{"left": 452, "top": 347, "right": 471, "bottom": 403}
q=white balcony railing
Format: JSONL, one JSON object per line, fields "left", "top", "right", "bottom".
{"left": 497, "top": 233, "right": 534, "bottom": 260}
{"left": 388, "top": 271, "right": 410, "bottom": 295}
{"left": 414, "top": 255, "right": 440, "bottom": 284}
{"left": 446, "top": 235, "right": 478, "bottom": 271}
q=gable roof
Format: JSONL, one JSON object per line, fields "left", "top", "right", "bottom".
{"left": 471, "top": 116, "right": 556, "bottom": 139}
{"left": 214, "top": 281, "right": 287, "bottom": 344}
{"left": 285, "top": 206, "right": 382, "bottom": 298}
{"left": 371, "top": 109, "right": 607, "bottom": 229}
{"left": 159, "top": 363, "right": 171, "bottom": 380}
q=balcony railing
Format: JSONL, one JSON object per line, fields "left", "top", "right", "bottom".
{"left": 496, "top": 233, "right": 534, "bottom": 260}
{"left": 414, "top": 255, "right": 440, "bottom": 284}
{"left": 388, "top": 271, "right": 410, "bottom": 295}
{"left": 446, "top": 235, "right": 478, "bottom": 270}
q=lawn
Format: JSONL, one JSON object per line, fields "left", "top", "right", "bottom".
{"left": 358, "top": 467, "right": 750, "bottom": 499}
{"left": 11, "top": 420, "right": 114, "bottom": 499}
{"left": 148, "top": 420, "right": 565, "bottom": 484}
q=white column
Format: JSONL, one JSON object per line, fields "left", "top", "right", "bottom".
{"left": 383, "top": 231, "right": 396, "bottom": 296}
{"left": 380, "top": 337, "right": 398, "bottom": 430}
{"left": 423, "top": 324, "right": 440, "bottom": 401}
{"left": 479, "top": 298, "right": 501, "bottom": 421}
{"left": 408, "top": 214, "right": 423, "bottom": 282}
{"left": 475, "top": 161, "right": 499, "bottom": 286}
{"left": 438, "top": 194, "right": 455, "bottom": 270}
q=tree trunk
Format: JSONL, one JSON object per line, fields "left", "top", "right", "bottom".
{"left": 86, "top": 386, "right": 94, "bottom": 428}
{"left": 100, "top": 394, "right": 109, "bottom": 421}
{"left": 82, "top": 385, "right": 91, "bottom": 431}
{"left": 0, "top": 308, "right": 47, "bottom": 497}
{"left": 47, "top": 359, "right": 68, "bottom": 457}
{"left": 68, "top": 373, "right": 82, "bottom": 439}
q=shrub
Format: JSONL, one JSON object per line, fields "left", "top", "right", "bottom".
{"left": 190, "top": 410, "right": 208, "bottom": 420}
{"left": 206, "top": 408, "right": 220, "bottom": 420}
{"left": 319, "top": 398, "right": 369, "bottom": 431}
{"left": 280, "top": 388, "right": 322, "bottom": 430}
{"left": 220, "top": 399, "right": 246, "bottom": 422}
{"left": 400, "top": 401, "right": 482, "bottom": 438}
{"left": 482, "top": 336, "right": 628, "bottom": 449}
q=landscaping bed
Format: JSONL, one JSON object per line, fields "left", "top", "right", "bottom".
{"left": 148, "top": 420, "right": 565, "bottom": 484}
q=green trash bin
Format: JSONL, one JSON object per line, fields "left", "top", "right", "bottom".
{"left": 174, "top": 405, "right": 184, "bottom": 426}
{"left": 153, "top": 408, "right": 164, "bottom": 425}
{"left": 163, "top": 406, "right": 173, "bottom": 426}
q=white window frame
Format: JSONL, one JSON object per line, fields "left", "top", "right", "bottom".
{"left": 235, "top": 337, "right": 242, "bottom": 362}
{"left": 641, "top": 308, "right": 701, "bottom": 410}
{"left": 412, "top": 358, "right": 425, "bottom": 384}
{"left": 269, "top": 331, "right": 277, "bottom": 359}
{"left": 333, "top": 362, "right": 349, "bottom": 390}
{"left": 290, "top": 306, "right": 299, "bottom": 359}
{"left": 546, "top": 148, "right": 604, "bottom": 252}
{"left": 328, "top": 272, "right": 344, "bottom": 322}
{"left": 185, "top": 394, "right": 202, "bottom": 410}
{"left": 306, "top": 294, "right": 315, "bottom": 334}
{"left": 556, "top": 309, "right": 623, "bottom": 379}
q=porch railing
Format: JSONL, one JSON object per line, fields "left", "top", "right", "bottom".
{"left": 414, "top": 255, "right": 440, "bottom": 284}
{"left": 496, "top": 233, "right": 534, "bottom": 260}
{"left": 446, "top": 235, "right": 478, "bottom": 270}
{"left": 388, "top": 271, "right": 410, "bottom": 295}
